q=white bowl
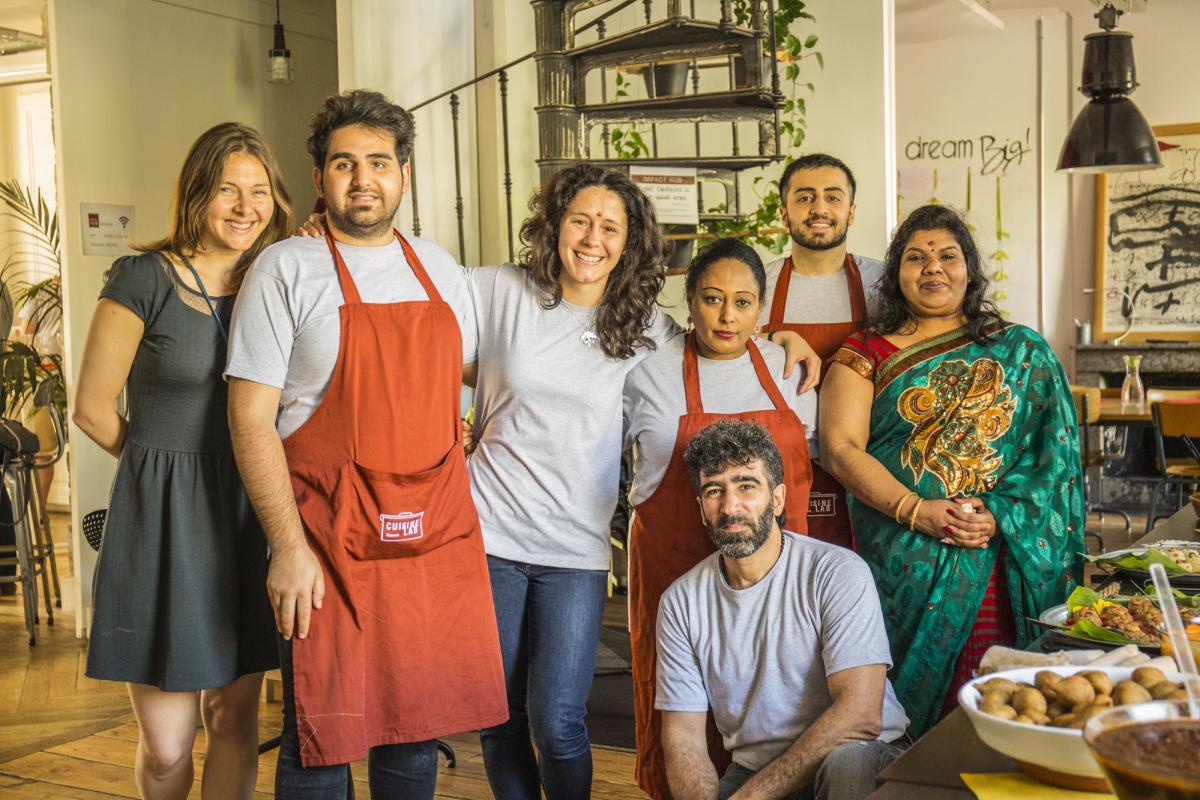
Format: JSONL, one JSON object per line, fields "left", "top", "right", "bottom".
{"left": 958, "top": 665, "right": 1186, "bottom": 782}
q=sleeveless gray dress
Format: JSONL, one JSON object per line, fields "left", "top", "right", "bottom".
{"left": 86, "top": 252, "right": 277, "bottom": 690}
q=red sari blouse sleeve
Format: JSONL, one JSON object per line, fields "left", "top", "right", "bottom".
{"left": 830, "top": 331, "right": 898, "bottom": 382}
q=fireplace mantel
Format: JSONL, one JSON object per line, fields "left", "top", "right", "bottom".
{"left": 1074, "top": 343, "right": 1200, "bottom": 387}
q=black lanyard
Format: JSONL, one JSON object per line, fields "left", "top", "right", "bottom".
{"left": 175, "top": 253, "right": 229, "bottom": 343}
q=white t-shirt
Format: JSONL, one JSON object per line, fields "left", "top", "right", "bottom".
{"left": 226, "top": 235, "right": 476, "bottom": 438}
{"left": 656, "top": 531, "right": 909, "bottom": 772}
{"left": 623, "top": 332, "right": 817, "bottom": 506}
{"left": 467, "top": 263, "right": 676, "bottom": 570}
{"left": 759, "top": 253, "right": 885, "bottom": 326}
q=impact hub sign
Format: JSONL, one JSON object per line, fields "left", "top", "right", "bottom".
{"left": 629, "top": 166, "right": 699, "bottom": 226}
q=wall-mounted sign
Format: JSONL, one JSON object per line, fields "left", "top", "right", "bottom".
{"left": 629, "top": 166, "right": 698, "bottom": 225}
{"left": 80, "top": 202, "right": 135, "bottom": 256}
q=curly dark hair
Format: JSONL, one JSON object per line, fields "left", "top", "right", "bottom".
{"left": 517, "top": 164, "right": 671, "bottom": 360}
{"left": 307, "top": 90, "right": 414, "bottom": 168}
{"left": 685, "top": 237, "right": 766, "bottom": 301}
{"left": 683, "top": 419, "right": 786, "bottom": 526}
{"left": 872, "top": 204, "right": 1005, "bottom": 343}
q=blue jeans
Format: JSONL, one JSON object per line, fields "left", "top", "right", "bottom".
{"left": 480, "top": 555, "right": 608, "bottom": 800}
{"left": 717, "top": 739, "right": 906, "bottom": 800}
{"left": 274, "top": 637, "right": 438, "bottom": 799}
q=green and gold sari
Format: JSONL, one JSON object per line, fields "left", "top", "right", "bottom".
{"left": 833, "top": 322, "right": 1084, "bottom": 736}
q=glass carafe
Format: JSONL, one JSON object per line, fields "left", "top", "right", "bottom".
{"left": 1121, "top": 354, "right": 1145, "bottom": 411}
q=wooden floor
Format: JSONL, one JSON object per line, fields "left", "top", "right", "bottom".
{"left": 0, "top": 517, "right": 643, "bottom": 798}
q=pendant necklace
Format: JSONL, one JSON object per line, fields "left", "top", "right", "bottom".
{"left": 563, "top": 301, "right": 599, "bottom": 347}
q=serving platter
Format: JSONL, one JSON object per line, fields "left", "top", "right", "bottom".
{"left": 1088, "top": 540, "right": 1200, "bottom": 588}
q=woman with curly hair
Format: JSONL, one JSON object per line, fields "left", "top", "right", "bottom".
{"left": 819, "top": 204, "right": 1084, "bottom": 736}
{"left": 464, "top": 164, "right": 673, "bottom": 798}
{"left": 466, "top": 165, "right": 817, "bottom": 798}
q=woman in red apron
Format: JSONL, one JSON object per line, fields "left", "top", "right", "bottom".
{"left": 761, "top": 251, "right": 868, "bottom": 550}
{"left": 623, "top": 238, "right": 816, "bottom": 799}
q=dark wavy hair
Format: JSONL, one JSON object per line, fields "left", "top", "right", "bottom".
{"left": 685, "top": 237, "right": 766, "bottom": 300}
{"left": 683, "top": 419, "right": 786, "bottom": 526}
{"left": 517, "top": 164, "right": 671, "bottom": 359}
{"left": 872, "top": 204, "right": 1004, "bottom": 343}
{"left": 307, "top": 90, "right": 414, "bottom": 167}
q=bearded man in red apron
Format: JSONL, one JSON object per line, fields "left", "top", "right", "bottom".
{"left": 227, "top": 90, "right": 506, "bottom": 798}
{"left": 761, "top": 154, "right": 884, "bottom": 551}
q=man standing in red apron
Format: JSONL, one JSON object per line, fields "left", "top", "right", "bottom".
{"left": 761, "top": 153, "right": 884, "bottom": 550}
{"left": 226, "top": 90, "right": 507, "bottom": 798}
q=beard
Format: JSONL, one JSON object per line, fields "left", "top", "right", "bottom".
{"left": 705, "top": 503, "right": 775, "bottom": 560}
{"left": 787, "top": 214, "right": 849, "bottom": 252}
{"left": 325, "top": 192, "right": 398, "bottom": 240}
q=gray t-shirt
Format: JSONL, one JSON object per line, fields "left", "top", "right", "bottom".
{"left": 656, "top": 532, "right": 908, "bottom": 771}
{"left": 623, "top": 332, "right": 817, "bottom": 506}
{"left": 467, "top": 263, "right": 676, "bottom": 570}
{"left": 226, "top": 235, "right": 476, "bottom": 438}
{"left": 759, "top": 254, "right": 885, "bottom": 326}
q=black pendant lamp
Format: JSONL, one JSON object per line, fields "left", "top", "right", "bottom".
{"left": 1057, "top": 3, "right": 1161, "bottom": 173}
{"left": 268, "top": 0, "right": 294, "bottom": 85}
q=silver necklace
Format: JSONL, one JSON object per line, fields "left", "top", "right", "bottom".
{"left": 562, "top": 302, "right": 599, "bottom": 347}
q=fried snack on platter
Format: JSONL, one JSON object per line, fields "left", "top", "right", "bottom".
{"left": 1099, "top": 605, "right": 1158, "bottom": 646}
{"left": 1127, "top": 596, "right": 1163, "bottom": 629}
{"left": 976, "top": 671, "right": 1186, "bottom": 727}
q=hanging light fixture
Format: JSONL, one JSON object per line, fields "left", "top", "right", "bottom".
{"left": 1057, "top": 2, "right": 1161, "bottom": 173}
{"left": 268, "top": 0, "right": 294, "bottom": 85}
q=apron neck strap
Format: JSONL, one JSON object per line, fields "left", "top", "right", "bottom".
{"left": 843, "top": 252, "right": 867, "bottom": 324}
{"left": 683, "top": 334, "right": 789, "bottom": 415}
{"left": 767, "top": 256, "right": 793, "bottom": 328}
{"left": 323, "top": 228, "right": 445, "bottom": 305}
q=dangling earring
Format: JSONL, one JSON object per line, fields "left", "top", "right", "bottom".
{"left": 686, "top": 315, "right": 694, "bottom": 332}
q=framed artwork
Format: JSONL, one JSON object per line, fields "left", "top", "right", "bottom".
{"left": 1092, "top": 122, "right": 1200, "bottom": 342}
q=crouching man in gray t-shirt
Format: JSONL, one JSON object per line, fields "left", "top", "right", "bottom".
{"left": 656, "top": 419, "right": 909, "bottom": 800}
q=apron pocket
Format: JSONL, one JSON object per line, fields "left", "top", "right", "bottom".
{"left": 337, "top": 445, "right": 477, "bottom": 560}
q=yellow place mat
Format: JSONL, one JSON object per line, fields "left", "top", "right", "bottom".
{"left": 961, "top": 773, "right": 1115, "bottom": 799}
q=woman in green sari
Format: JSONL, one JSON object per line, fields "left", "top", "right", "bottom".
{"left": 820, "top": 204, "right": 1084, "bottom": 736}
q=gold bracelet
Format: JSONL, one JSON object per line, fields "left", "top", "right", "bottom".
{"left": 893, "top": 491, "right": 916, "bottom": 524}
{"left": 908, "top": 497, "right": 924, "bottom": 531}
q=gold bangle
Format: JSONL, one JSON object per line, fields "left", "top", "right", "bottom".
{"left": 894, "top": 491, "right": 916, "bottom": 524}
{"left": 908, "top": 498, "right": 924, "bottom": 531}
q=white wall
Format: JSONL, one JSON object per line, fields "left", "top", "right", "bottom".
{"left": 48, "top": 0, "right": 338, "bottom": 634}
{"left": 336, "top": 0, "right": 479, "bottom": 267}
{"left": 896, "top": 0, "right": 1200, "bottom": 369}
{"left": 897, "top": 12, "right": 1071, "bottom": 345}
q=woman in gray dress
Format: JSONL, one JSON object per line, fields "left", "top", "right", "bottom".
{"left": 73, "top": 123, "right": 293, "bottom": 800}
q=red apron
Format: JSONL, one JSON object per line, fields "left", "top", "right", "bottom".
{"left": 281, "top": 229, "right": 507, "bottom": 767}
{"left": 629, "top": 335, "right": 814, "bottom": 799}
{"left": 761, "top": 252, "right": 867, "bottom": 550}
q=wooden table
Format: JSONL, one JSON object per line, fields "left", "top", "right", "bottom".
{"left": 1096, "top": 396, "right": 1152, "bottom": 424}
{"left": 869, "top": 505, "right": 1197, "bottom": 798}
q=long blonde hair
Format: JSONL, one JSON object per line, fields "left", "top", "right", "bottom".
{"left": 137, "top": 122, "right": 294, "bottom": 291}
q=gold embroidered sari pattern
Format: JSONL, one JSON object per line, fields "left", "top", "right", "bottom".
{"left": 897, "top": 358, "right": 1016, "bottom": 496}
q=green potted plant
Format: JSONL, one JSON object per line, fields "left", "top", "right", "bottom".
{"left": 711, "top": 0, "right": 821, "bottom": 254}
{"left": 0, "top": 179, "right": 66, "bottom": 421}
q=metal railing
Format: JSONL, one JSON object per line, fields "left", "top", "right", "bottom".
{"left": 405, "top": 0, "right": 780, "bottom": 264}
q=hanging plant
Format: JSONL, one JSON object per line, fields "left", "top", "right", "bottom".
{"left": 704, "top": 0, "right": 822, "bottom": 254}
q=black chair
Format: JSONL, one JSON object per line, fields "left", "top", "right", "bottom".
{"left": 1071, "top": 386, "right": 1132, "bottom": 550}
{"left": 0, "top": 414, "right": 51, "bottom": 644}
